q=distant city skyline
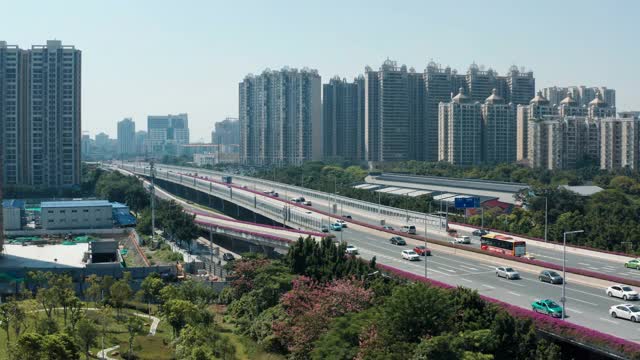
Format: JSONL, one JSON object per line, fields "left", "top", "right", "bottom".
{"left": 4, "top": 0, "right": 640, "bottom": 140}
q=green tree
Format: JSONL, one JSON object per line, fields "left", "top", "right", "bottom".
{"left": 125, "top": 316, "right": 146, "bottom": 359}
{"left": 14, "top": 332, "right": 44, "bottom": 360}
{"left": 110, "top": 279, "right": 132, "bottom": 318}
{"left": 162, "top": 299, "right": 199, "bottom": 338}
{"left": 140, "top": 274, "right": 165, "bottom": 314}
{"left": 75, "top": 318, "right": 99, "bottom": 360}
{"left": 41, "top": 332, "right": 80, "bottom": 360}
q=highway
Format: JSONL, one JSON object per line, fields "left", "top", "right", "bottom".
{"left": 116, "top": 162, "right": 640, "bottom": 343}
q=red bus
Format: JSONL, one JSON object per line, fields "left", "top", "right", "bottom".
{"left": 480, "top": 233, "right": 526, "bottom": 257}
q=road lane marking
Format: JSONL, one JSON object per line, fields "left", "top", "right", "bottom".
{"left": 508, "top": 291, "right": 522, "bottom": 297}
{"left": 568, "top": 309, "right": 583, "bottom": 314}
{"left": 578, "top": 262, "right": 591, "bottom": 266}
{"left": 442, "top": 268, "right": 456, "bottom": 273}
{"left": 502, "top": 281, "right": 526, "bottom": 287}
{"left": 566, "top": 296, "right": 598, "bottom": 306}
{"left": 459, "top": 265, "right": 479, "bottom": 271}
{"left": 588, "top": 267, "right": 600, "bottom": 271}
{"left": 599, "top": 317, "right": 618, "bottom": 324}
{"left": 482, "top": 284, "right": 495, "bottom": 289}
{"left": 460, "top": 278, "right": 473, "bottom": 283}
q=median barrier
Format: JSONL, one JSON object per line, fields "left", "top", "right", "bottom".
{"left": 376, "top": 262, "right": 640, "bottom": 360}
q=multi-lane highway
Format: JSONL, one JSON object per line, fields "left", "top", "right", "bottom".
{"left": 116, "top": 162, "right": 640, "bottom": 343}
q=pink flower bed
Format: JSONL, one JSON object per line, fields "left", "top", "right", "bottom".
{"left": 375, "top": 262, "right": 640, "bottom": 358}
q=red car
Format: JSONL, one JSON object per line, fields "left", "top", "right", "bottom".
{"left": 413, "top": 245, "right": 431, "bottom": 256}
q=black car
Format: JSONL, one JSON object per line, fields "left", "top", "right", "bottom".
{"left": 222, "top": 253, "right": 236, "bottom": 262}
{"left": 390, "top": 236, "right": 406, "bottom": 246}
{"left": 472, "top": 229, "right": 489, "bottom": 236}
{"left": 539, "top": 270, "right": 563, "bottom": 284}
{"left": 342, "top": 214, "right": 353, "bottom": 219}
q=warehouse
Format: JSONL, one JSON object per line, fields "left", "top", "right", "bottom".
{"left": 40, "top": 200, "right": 114, "bottom": 230}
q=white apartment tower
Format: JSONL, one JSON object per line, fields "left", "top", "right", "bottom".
{"left": 600, "top": 117, "right": 640, "bottom": 170}
{"left": 439, "top": 88, "right": 482, "bottom": 166}
{"left": 117, "top": 118, "right": 136, "bottom": 156}
{"left": 482, "top": 89, "right": 516, "bottom": 164}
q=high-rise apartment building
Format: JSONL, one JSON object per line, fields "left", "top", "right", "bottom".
{"left": 135, "top": 131, "right": 147, "bottom": 156}
{"left": 438, "top": 88, "right": 482, "bottom": 166}
{"left": 117, "top": 118, "right": 136, "bottom": 156}
{"left": 587, "top": 91, "right": 616, "bottom": 119}
{"left": 503, "top": 66, "right": 535, "bottom": 105}
{"left": 423, "top": 63, "right": 461, "bottom": 161}
{"left": 323, "top": 77, "right": 363, "bottom": 161}
{"left": 466, "top": 64, "right": 498, "bottom": 102}
{"left": 147, "top": 113, "right": 189, "bottom": 156}
{"left": 542, "top": 86, "right": 616, "bottom": 108}
{"left": 516, "top": 91, "right": 557, "bottom": 161}
{"left": 239, "top": 68, "right": 321, "bottom": 166}
{"left": 481, "top": 89, "right": 516, "bottom": 164}
{"left": 211, "top": 117, "right": 240, "bottom": 146}
{"left": 0, "top": 40, "right": 81, "bottom": 188}
{"left": 600, "top": 117, "right": 640, "bottom": 170}
{"left": 527, "top": 116, "right": 563, "bottom": 170}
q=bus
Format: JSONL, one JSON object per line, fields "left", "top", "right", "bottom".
{"left": 480, "top": 233, "right": 526, "bottom": 257}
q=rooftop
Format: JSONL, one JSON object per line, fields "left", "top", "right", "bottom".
{"left": 560, "top": 185, "right": 604, "bottom": 196}
{"left": 41, "top": 200, "right": 112, "bottom": 208}
{"left": 2, "top": 200, "right": 25, "bottom": 209}
{"left": 0, "top": 243, "right": 89, "bottom": 269}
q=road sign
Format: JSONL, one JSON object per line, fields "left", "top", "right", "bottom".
{"left": 454, "top": 197, "right": 480, "bottom": 209}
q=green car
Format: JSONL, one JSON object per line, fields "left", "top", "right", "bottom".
{"left": 531, "top": 299, "right": 563, "bottom": 318}
{"left": 625, "top": 259, "right": 640, "bottom": 270}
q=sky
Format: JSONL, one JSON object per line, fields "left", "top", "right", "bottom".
{"left": 4, "top": 0, "right": 639, "bottom": 141}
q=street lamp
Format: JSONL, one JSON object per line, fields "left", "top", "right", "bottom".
{"left": 424, "top": 213, "right": 428, "bottom": 279}
{"left": 562, "top": 230, "right": 584, "bottom": 319}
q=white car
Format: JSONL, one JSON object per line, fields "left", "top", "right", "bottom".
{"left": 452, "top": 236, "right": 471, "bottom": 244}
{"left": 401, "top": 250, "right": 420, "bottom": 261}
{"left": 496, "top": 266, "right": 520, "bottom": 280}
{"left": 345, "top": 245, "right": 359, "bottom": 255}
{"left": 609, "top": 304, "right": 640, "bottom": 322}
{"left": 336, "top": 219, "right": 348, "bottom": 228}
{"left": 607, "top": 285, "right": 639, "bottom": 301}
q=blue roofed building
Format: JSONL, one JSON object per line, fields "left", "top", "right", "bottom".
{"left": 112, "top": 202, "right": 137, "bottom": 227}
{"left": 40, "top": 200, "right": 114, "bottom": 230}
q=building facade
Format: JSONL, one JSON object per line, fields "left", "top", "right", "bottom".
{"left": 516, "top": 91, "right": 557, "bottom": 161}
{"left": 481, "top": 90, "right": 516, "bottom": 164}
{"left": 322, "top": 76, "right": 363, "bottom": 161}
{"left": 117, "top": 118, "right": 136, "bottom": 156}
{"left": 239, "top": 68, "right": 322, "bottom": 166}
{"left": 542, "top": 86, "right": 616, "bottom": 108}
{"left": 0, "top": 40, "right": 81, "bottom": 189}
{"left": 600, "top": 117, "right": 640, "bottom": 170}
{"left": 41, "top": 200, "right": 113, "bottom": 230}
{"left": 438, "top": 88, "right": 482, "bottom": 166}
{"left": 211, "top": 117, "right": 240, "bottom": 146}
{"left": 147, "top": 113, "right": 189, "bottom": 157}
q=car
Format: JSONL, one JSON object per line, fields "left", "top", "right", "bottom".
{"left": 345, "top": 245, "right": 359, "bottom": 255}
{"left": 472, "top": 229, "right": 489, "bottom": 237}
{"left": 390, "top": 236, "right": 406, "bottom": 246}
{"left": 522, "top": 253, "right": 536, "bottom": 260}
{"left": 402, "top": 250, "right": 420, "bottom": 261}
{"left": 336, "top": 219, "right": 348, "bottom": 228}
{"left": 607, "top": 285, "right": 639, "bottom": 300}
{"left": 331, "top": 223, "right": 343, "bottom": 231}
{"left": 452, "top": 236, "right": 471, "bottom": 244}
{"left": 305, "top": 211, "right": 312, "bottom": 214}
{"left": 625, "top": 259, "right": 640, "bottom": 270}
{"left": 342, "top": 214, "right": 353, "bottom": 219}
{"left": 447, "top": 228, "right": 458, "bottom": 237}
{"left": 272, "top": 192, "right": 279, "bottom": 197}
{"left": 496, "top": 266, "right": 520, "bottom": 280}
{"left": 531, "top": 299, "right": 563, "bottom": 318}
{"left": 609, "top": 304, "right": 640, "bottom": 322}
{"left": 186, "top": 201, "right": 194, "bottom": 204}
{"left": 382, "top": 225, "right": 395, "bottom": 231}
{"left": 413, "top": 245, "right": 431, "bottom": 256}
{"left": 320, "top": 225, "right": 329, "bottom": 233}
{"left": 304, "top": 200, "right": 312, "bottom": 206}
{"left": 222, "top": 253, "right": 236, "bottom": 262}
{"left": 538, "top": 270, "right": 563, "bottom": 284}
{"left": 401, "top": 225, "right": 417, "bottom": 234}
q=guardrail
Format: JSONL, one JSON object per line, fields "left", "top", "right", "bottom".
{"left": 193, "top": 219, "right": 296, "bottom": 249}
{"left": 132, "top": 163, "right": 446, "bottom": 231}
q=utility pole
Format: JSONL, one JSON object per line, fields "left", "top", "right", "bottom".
{"left": 150, "top": 159, "right": 156, "bottom": 246}
{"left": 544, "top": 196, "right": 548, "bottom": 242}
{"left": 562, "top": 230, "right": 584, "bottom": 319}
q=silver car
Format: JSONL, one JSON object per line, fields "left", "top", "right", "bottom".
{"left": 496, "top": 266, "right": 520, "bottom": 280}
{"left": 609, "top": 304, "right": 640, "bottom": 322}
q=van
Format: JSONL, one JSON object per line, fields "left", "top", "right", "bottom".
{"left": 401, "top": 225, "right": 416, "bottom": 234}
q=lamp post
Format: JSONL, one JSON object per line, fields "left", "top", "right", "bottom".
{"left": 544, "top": 196, "right": 548, "bottom": 243}
{"left": 424, "top": 213, "right": 428, "bottom": 278}
{"left": 562, "top": 230, "right": 584, "bottom": 319}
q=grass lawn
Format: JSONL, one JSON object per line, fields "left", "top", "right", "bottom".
{"left": 0, "top": 304, "right": 174, "bottom": 360}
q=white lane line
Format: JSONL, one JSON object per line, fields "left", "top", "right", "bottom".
{"left": 568, "top": 309, "right": 583, "bottom": 314}
{"left": 599, "top": 317, "right": 618, "bottom": 324}
{"left": 566, "top": 296, "right": 598, "bottom": 306}
{"left": 602, "top": 266, "right": 617, "bottom": 269}
{"left": 578, "top": 262, "right": 591, "bottom": 266}
{"left": 508, "top": 291, "right": 522, "bottom": 297}
{"left": 503, "top": 281, "right": 526, "bottom": 287}
{"left": 482, "top": 284, "right": 495, "bottom": 289}
{"left": 588, "top": 267, "right": 600, "bottom": 271}
{"left": 442, "top": 268, "right": 456, "bottom": 273}
{"left": 459, "top": 265, "right": 479, "bottom": 271}
{"left": 460, "top": 278, "right": 473, "bottom": 283}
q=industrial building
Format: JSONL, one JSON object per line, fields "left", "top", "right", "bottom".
{"left": 38, "top": 200, "right": 135, "bottom": 230}
{"left": 2, "top": 200, "right": 24, "bottom": 231}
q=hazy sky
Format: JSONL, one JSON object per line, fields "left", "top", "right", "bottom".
{"left": 5, "top": 0, "right": 639, "bottom": 140}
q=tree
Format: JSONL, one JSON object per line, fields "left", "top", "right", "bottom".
{"left": 125, "top": 316, "right": 146, "bottom": 359}
{"left": 162, "top": 299, "right": 199, "bottom": 338}
{"left": 110, "top": 279, "right": 132, "bottom": 318}
{"left": 140, "top": 274, "right": 165, "bottom": 314}
{"left": 97, "top": 305, "right": 112, "bottom": 356}
{"left": 76, "top": 318, "right": 99, "bottom": 360}
{"left": 41, "top": 332, "right": 80, "bottom": 360}
{"left": 84, "top": 274, "right": 103, "bottom": 304}
{"left": 14, "top": 332, "right": 44, "bottom": 360}
{"left": 174, "top": 324, "right": 236, "bottom": 360}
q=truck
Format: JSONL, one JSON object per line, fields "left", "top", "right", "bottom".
{"left": 221, "top": 176, "right": 232, "bottom": 184}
